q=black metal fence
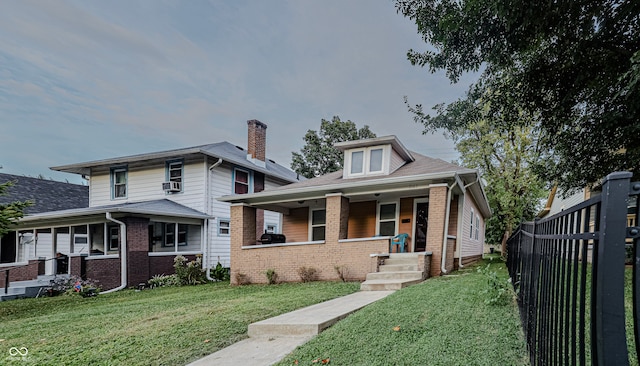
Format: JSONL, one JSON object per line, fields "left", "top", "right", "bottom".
{"left": 507, "top": 172, "right": 640, "bottom": 366}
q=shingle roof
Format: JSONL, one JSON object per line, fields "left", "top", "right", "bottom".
{"left": 20, "top": 199, "right": 210, "bottom": 223}
{"left": 261, "top": 151, "right": 473, "bottom": 193}
{"left": 51, "top": 141, "right": 302, "bottom": 183}
{"left": 0, "top": 173, "right": 89, "bottom": 214}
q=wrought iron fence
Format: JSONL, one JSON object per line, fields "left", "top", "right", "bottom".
{"left": 507, "top": 172, "right": 640, "bottom": 366}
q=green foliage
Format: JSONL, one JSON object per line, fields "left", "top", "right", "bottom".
{"left": 477, "top": 263, "right": 512, "bottom": 306}
{"left": 264, "top": 268, "right": 278, "bottom": 285}
{"left": 211, "top": 262, "right": 230, "bottom": 281}
{"left": 277, "top": 260, "right": 529, "bottom": 365}
{"left": 0, "top": 281, "right": 359, "bottom": 365}
{"left": 297, "top": 266, "right": 319, "bottom": 283}
{"left": 291, "top": 116, "right": 377, "bottom": 178}
{"left": 0, "top": 180, "right": 32, "bottom": 238}
{"left": 148, "top": 274, "right": 180, "bottom": 288}
{"left": 396, "top": 0, "right": 640, "bottom": 191}
{"left": 406, "top": 75, "right": 546, "bottom": 246}
{"left": 173, "top": 255, "right": 207, "bottom": 285}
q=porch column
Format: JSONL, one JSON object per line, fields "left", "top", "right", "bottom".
{"left": 230, "top": 203, "right": 256, "bottom": 285}
{"left": 426, "top": 184, "right": 448, "bottom": 277}
{"left": 325, "top": 193, "right": 349, "bottom": 242}
{"left": 123, "top": 217, "right": 150, "bottom": 287}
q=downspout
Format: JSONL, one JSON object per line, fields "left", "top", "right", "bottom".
{"left": 458, "top": 176, "right": 481, "bottom": 268}
{"left": 206, "top": 158, "right": 223, "bottom": 281}
{"left": 101, "top": 212, "right": 127, "bottom": 294}
{"left": 440, "top": 180, "right": 457, "bottom": 275}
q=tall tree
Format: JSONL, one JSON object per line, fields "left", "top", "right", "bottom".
{"left": 396, "top": 0, "right": 640, "bottom": 192}
{"left": 0, "top": 181, "right": 32, "bottom": 238}
{"left": 291, "top": 116, "right": 377, "bottom": 178}
{"left": 409, "top": 75, "right": 546, "bottom": 253}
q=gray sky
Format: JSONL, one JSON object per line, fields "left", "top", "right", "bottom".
{"left": 0, "top": 0, "right": 475, "bottom": 184}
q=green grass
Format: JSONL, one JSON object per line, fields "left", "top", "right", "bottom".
{"left": 0, "top": 281, "right": 359, "bottom": 365}
{"left": 276, "top": 258, "right": 529, "bottom": 366}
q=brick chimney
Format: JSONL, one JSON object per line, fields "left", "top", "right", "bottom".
{"left": 247, "top": 119, "right": 267, "bottom": 164}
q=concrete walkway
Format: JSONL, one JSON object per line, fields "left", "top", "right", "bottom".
{"left": 188, "top": 290, "right": 394, "bottom": 366}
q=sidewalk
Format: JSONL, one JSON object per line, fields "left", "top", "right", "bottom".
{"left": 188, "top": 290, "right": 394, "bottom": 366}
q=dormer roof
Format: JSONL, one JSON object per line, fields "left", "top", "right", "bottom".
{"left": 334, "top": 135, "right": 414, "bottom": 162}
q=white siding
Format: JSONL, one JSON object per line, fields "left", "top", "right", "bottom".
{"left": 548, "top": 189, "right": 585, "bottom": 217}
{"left": 89, "top": 160, "right": 207, "bottom": 211}
{"left": 208, "top": 165, "right": 233, "bottom": 267}
{"left": 459, "top": 193, "right": 485, "bottom": 258}
{"left": 36, "top": 231, "right": 54, "bottom": 275}
{"left": 57, "top": 233, "right": 71, "bottom": 256}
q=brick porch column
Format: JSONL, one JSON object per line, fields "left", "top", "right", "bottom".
{"left": 325, "top": 193, "right": 349, "bottom": 242}
{"left": 426, "top": 184, "right": 448, "bottom": 277}
{"left": 230, "top": 203, "right": 256, "bottom": 285}
{"left": 123, "top": 217, "right": 150, "bottom": 287}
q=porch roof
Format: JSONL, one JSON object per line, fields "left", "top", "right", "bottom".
{"left": 18, "top": 199, "right": 211, "bottom": 227}
{"left": 219, "top": 152, "right": 491, "bottom": 218}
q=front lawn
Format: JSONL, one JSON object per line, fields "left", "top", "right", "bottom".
{"left": 0, "top": 281, "right": 359, "bottom": 365}
{"left": 277, "top": 258, "right": 529, "bottom": 365}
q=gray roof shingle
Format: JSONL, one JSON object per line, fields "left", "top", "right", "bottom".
{"left": 0, "top": 173, "right": 89, "bottom": 214}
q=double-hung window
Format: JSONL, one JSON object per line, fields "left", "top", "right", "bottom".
{"left": 164, "top": 223, "right": 188, "bottom": 247}
{"left": 166, "top": 160, "right": 183, "bottom": 192}
{"left": 350, "top": 150, "right": 365, "bottom": 175}
{"left": 378, "top": 203, "right": 397, "bottom": 236}
{"left": 346, "top": 146, "right": 388, "bottom": 178}
{"left": 218, "top": 219, "right": 230, "bottom": 236}
{"left": 470, "top": 209, "right": 475, "bottom": 239}
{"left": 310, "top": 209, "right": 326, "bottom": 241}
{"left": 475, "top": 214, "right": 480, "bottom": 240}
{"left": 234, "top": 168, "right": 250, "bottom": 194}
{"left": 112, "top": 167, "right": 127, "bottom": 199}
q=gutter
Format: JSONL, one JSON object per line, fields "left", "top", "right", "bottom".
{"left": 101, "top": 212, "right": 127, "bottom": 294}
{"left": 440, "top": 179, "right": 457, "bottom": 275}
{"left": 205, "top": 158, "right": 223, "bottom": 281}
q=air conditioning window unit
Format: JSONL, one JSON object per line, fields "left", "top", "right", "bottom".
{"left": 162, "top": 181, "right": 182, "bottom": 192}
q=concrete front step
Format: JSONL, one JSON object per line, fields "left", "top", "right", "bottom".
{"left": 247, "top": 291, "right": 394, "bottom": 338}
{"left": 383, "top": 257, "right": 419, "bottom": 266}
{"left": 365, "top": 271, "right": 423, "bottom": 281}
{"left": 360, "top": 278, "right": 423, "bottom": 291}
{"left": 379, "top": 264, "right": 418, "bottom": 272}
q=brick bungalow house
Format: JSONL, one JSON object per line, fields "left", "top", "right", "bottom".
{"left": 219, "top": 136, "right": 491, "bottom": 285}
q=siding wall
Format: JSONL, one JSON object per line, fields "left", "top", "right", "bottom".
{"left": 459, "top": 193, "right": 485, "bottom": 258}
{"left": 347, "top": 201, "right": 377, "bottom": 238}
{"left": 390, "top": 148, "right": 406, "bottom": 173}
{"left": 548, "top": 189, "right": 585, "bottom": 217}
{"left": 282, "top": 207, "right": 310, "bottom": 242}
{"left": 89, "top": 159, "right": 207, "bottom": 211}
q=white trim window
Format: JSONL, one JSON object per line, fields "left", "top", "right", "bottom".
{"left": 166, "top": 160, "right": 183, "bottom": 193}
{"left": 470, "top": 209, "right": 475, "bottom": 240}
{"left": 475, "top": 214, "right": 480, "bottom": 240}
{"left": 109, "top": 226, "right": 120, "bottom": 251}
{"left": 265, "top": 223, "right": 278, "bottom": 234}
{"left": 377, "top": 202, "right": 398, "bottom": 236}
{"left": 111, "top": 167, "right": 127, "bottom": 199}
{"left": 310, "top": 209, "right": 326, "bottom": 241}
{"left": 234, "top": 168, "right": 250, "bottom": 194}
{"left": 344, "top": 145, "right": 390, "bottom": 179}
{"left": 218, "top": 219, "right": 230, "bottom": 236}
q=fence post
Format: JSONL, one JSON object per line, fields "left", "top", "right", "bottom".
{"left": 594, "top": 171, "right": 632, "bottom": 365}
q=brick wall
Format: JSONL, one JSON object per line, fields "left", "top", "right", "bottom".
{"left": 230, "top": 195, "right": 389, "bottom": 285}
{"left": 85, "top": 257, "right": 121, "bottom": 291}
{"left": 426, "top": 185, "right": 447, "bottom": 277}
{"left": 0, "top": 260, "right": 39, "bottom": 284}
{"left": 149, "top": 255, "right": 197, "bottom": 277}
{"left": 124, "top": 217, "right": 150, "bottom": 288}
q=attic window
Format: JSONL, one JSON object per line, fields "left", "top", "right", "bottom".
{"left": 344, "top": 145, "right": 390, "bottom": 179}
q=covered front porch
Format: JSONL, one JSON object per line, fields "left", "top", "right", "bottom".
{"left": 228, "top": 183, "right": 460, "bottom": 284}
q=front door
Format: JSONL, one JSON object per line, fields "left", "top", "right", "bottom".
{"left": 414, "top": 202, "right": 428, "bottom": 252}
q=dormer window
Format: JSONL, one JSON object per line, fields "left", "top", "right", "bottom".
{"left": 344, "top": 146, "right": 390, "bottom": 178}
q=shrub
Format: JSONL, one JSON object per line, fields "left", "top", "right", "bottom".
{"left": 48, "top": 275, "right": 101, "bottom": 297}
{"left": 297, "top": 266, "right": 319, "bottom": 283}
{"left": 235, "top": 272, "right": 250, "bottom": 285}
{"left": 334, "top": 265, "right": 349, "bottom": 282}
{"left": 211, "top": 262, "right": 230, "bottom": 282}
{"left": 264, "top": 268, "right": 278, "bottom": 285}
{"left": 477, "top": 264, "right": 512, "bottom": 306}
{"left": 148, "top": 274, "right": 180, "bottom": 288}
{"left": 174, "top": 255, "right": 207, "bottom": 285}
